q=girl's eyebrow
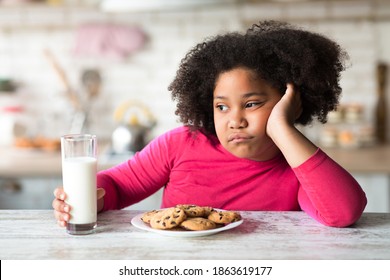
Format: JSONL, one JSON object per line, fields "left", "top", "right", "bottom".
{"left": 243, "top": 92, "right": 267, "bottom": 99}
{"left": 214, "top": 95, "right": 227, "bottom": 100}
{"left": 214, "top": 92, "right": 267, "bottom": 100}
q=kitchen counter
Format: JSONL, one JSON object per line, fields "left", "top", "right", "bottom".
{"left": 322, "top": 144, "right": 390, "bottom": 174}
{"left": 0, "top": 145, "right": 125, "bottom": 178}
{"left": 1, "top": 210, "right": 389, "bottom": 260}
{"left": 0, "top": 147, "right": 62, "bottom": 177}
{"left": 1, "top": 144, "right": 390, "bottom": 178}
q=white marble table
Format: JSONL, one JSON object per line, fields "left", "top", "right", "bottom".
{"left": 0, "top": 210, "right": 389, "bottom": 260}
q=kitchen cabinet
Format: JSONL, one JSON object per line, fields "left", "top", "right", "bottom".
{"left": 0, "top": 147, "right": 63, "bottom": 209}
{"left": 0, "top": 177, "right": 61, "bottom": 209}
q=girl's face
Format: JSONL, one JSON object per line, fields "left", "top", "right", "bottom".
{"left": 213, "top": 67, "right": 282, "bottom": 161}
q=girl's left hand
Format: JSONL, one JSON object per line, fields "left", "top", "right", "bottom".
{"left": 266, "top": 83, "right": 302, "bottom": 139}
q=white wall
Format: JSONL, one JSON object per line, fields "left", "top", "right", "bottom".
{"left": 353, "top": 173, "right": 390, "bottom": 212}
{"left": 1, "top": 0, "right": 390, "bottom": 142}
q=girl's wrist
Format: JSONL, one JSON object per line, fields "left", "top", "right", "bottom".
{"left": 97, "top": 187, "right": 106, "bottom": 213}
{"left": 267, "top": 119, "right": 295, "bottom": 142}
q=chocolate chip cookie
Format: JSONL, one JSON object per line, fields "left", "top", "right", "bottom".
{"left": 176, "top": 204, "right": 207, "bottom": 217}
{"left": 141, "top": 209, "right": 162, "bottom": 224}
{"left": 180, "top": 217, "right": 217, "bottom": 231}
{"left": 207, "top": 210, "right": 241, "bottom": 224}
{"left": 150, "top": 207, "right": 187, "bottom": 229}
{"left": 202, "top": 206, "right": 214, "bottom": 217}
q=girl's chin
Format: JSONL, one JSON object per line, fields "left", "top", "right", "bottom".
{"left": 227, "top": 145, "right": 279, "bottom": 161}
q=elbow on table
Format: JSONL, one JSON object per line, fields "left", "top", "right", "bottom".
{"left": 318, "top": 201, "right": 367, "bottom": 228}
{"left": 320, "top": 215, "right": 360, "bottom": 228}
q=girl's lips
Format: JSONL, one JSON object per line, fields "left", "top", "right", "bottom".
{"left": 228, "top": 133, "right": 252, "bottom": 142}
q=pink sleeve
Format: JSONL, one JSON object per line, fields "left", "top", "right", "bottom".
{"left": 97, "top": 133, "right": 172, "bottom": 211}
{"left": 293, "top": 149, "right": 367, "bottom": 227}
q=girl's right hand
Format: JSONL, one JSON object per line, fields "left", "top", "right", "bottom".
{"left": 52, "top": 187, "right": 70, "bottom": 227}
{"left": 52, "top": 187, "right": 106, "bottom": 227}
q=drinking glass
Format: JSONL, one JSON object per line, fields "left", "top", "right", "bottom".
{"left": 61, "top": 134, "right": 97, "bottom": 235}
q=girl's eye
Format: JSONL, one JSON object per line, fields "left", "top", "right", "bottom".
{"left": 216, "top": 104, "right": 228, "bottom": 112}
{"left": 245, "top": 102, "right": 261, "bottom": 108}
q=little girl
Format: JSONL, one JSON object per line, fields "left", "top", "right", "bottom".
{"left": 53, "top": 20, "right": 367, "bottom": 227}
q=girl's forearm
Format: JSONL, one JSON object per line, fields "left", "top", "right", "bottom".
{"left": 270, "top": 123, "right": 317, "bottom": 168}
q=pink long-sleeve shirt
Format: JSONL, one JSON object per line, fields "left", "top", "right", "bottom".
{"left": 97, "top": 126, "right": 367, "bottom": 227}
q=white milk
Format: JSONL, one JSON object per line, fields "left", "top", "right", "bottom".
{"left": 62, "top": 156, "right": 97, "bottom": 224}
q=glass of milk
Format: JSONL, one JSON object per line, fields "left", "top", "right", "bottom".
{"left": 61, "top": 134, "right": 97, "bottom": 235}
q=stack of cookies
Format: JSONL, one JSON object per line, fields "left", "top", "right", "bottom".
{"left": 141, "top": 204, "right": 241, "bottom": 231}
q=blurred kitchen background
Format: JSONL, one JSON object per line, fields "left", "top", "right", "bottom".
{"left": 1, "top": 0, "right": 390, "bottom": 212}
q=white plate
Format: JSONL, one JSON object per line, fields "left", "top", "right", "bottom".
{"left": 131, "top": 210, "right": 243, "bottom": 237}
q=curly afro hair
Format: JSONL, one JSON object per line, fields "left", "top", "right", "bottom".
{"left": 169, "top": 20, "right": 349, "bottom": 136}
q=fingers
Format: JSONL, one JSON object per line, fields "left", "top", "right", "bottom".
{"left": 285, "top": 83, "right": 302, "bottom": 120}
{"left": 52, "top": 187, "right": 71, "bottom": 227}
{"left": 53, "top": 206, "right": 70, "bottom": 227}
{"left": 53, "top": 187, "right": 65, "bottom": 200}
{"left": 285, "top": 83, "right": 294, "bottom": 94}
{"left": 285, "top": 83, "right": 299, "bottom": 101}
{"left": 54, "top": 209, "right": 70, "bottom": 227}
{"left": 52, "top": 197, "right": 70, "bottom": 213}
{"left": 53, "top": 187, "right": 104, "bottom": 227}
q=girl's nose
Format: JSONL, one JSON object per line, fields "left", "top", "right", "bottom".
{"left": 229, "top": 111, "right": 248, "bottom": 129}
